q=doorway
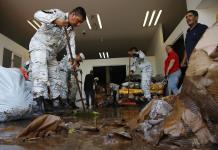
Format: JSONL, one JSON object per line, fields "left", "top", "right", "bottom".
{"left": 172, "top": 35, "right": 186, "bottom": 87}
{"left": 93, "top": 65, "right": 126, "bottom": 87}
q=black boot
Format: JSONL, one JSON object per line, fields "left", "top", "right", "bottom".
{"left": 43, "top": 99, "right": 53, "bottom": 112}
{"left": 52, "top": 96, "right": 61, "bottom": 111}
{"left": 33, "top": 96, "right": 44, "bottom": 116}
{"left": 60, "top": 99, "right": 68, "bottom": 109}
{"left": 70, "top": 102, "right": 79, "bottom": 109}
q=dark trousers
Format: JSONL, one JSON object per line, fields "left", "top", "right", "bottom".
{"left": 85, "top": 90, "right": 95, "bottom": 106}
{"left": 112, "top": 91, "right": 118, "bottom": 104}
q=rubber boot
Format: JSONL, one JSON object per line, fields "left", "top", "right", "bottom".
{"left": 52, "top": 96, "right": 61, "bottom": 112}
{"left": 70, "top": 102, "right": 79, "bottom": 109}
{"left": 60, "top": 98, "right": 68, "bottom": 109}
{"left": 43, "top": 99, "right": 53, "bottom": 112}
{"left": 33, "top": 96, "right": 44, "bottom": 116}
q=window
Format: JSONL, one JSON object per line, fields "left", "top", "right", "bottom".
{"left": 13, "top": 55, "right": 22, "bottom": 68}
{"left": 2, "top": 48, "right": 22, "bottom": 68}
{"left": 2, "top": 48, "right": 12, "bottom": 68}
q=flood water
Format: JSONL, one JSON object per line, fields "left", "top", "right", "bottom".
{"left": 0, "top": 107, "right": 217, "bottom": 150}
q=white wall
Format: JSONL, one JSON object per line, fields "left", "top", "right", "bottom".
{"left": 148, "top": 24, "right": 165, "bottom": 75}
{"left": 0, "top": 33, "right": 29, "bottom": 66}
{"left": 80, "top": 56, "right": 156, "bottom": 81}
{"left": 198, "top": 6, "right": 218, "bottom": 26}
{"left": 186, "top": 0, "right": 202, "bottom": 10}
{"left": 165, "top": 17, "right": 188, "bottom": 45}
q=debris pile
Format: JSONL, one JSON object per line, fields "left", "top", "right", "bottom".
{"left": 127, "top": 22, "right": 218, "bottom": 147}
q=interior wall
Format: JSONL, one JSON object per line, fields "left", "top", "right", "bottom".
{"left": 148, "top": 24, "right": 165, "bottom": 75}
{"left": 0, "top": 33, "right": 29, "bottom": 66}
{"left": 80, "top": 56, "right": 156, "bottom": 81}
{"left": 197, "top": 6, "right": 218, "bottom": 26}
{"left": 186, "top": 0, "right": 202, "bottom": 10}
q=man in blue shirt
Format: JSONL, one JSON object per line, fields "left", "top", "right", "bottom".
{"left": 181, "top": 10, "right": 208, "bottom": 66}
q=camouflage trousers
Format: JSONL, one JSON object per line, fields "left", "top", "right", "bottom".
{"left": 30, "top": 49, "right": 61, "bottom": 99}
{"left": 59, "top": 71, "right": 68, "bottom": 99}
{"left": 68, "top": 74, "right": 78, "bottom": 104}
{"left": 141, "top": 65, "right": 152, "bottom": 99}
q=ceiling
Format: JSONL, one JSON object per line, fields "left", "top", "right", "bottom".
{"left": 0, "top": 0, "right": 187, "bottom": 59}
{"left": 198, "top": 0, "right": 218, "bottom": 9}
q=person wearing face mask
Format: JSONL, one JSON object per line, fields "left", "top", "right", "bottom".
{"left": 128, "top": 47, "right": 153, "bottom": 102}
{"left": 181, "top": 10, "right": 208, "bottom": 67}
{"left": 29, "top": 7, "right": 86, "bottom": 113}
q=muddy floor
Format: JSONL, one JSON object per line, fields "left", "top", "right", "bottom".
{"left": 0, "top": 106, "right": 217, "bottom": 150}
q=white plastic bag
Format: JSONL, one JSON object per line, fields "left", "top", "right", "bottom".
{"left": 149, "top": 100, "right": 173, "bottom": 119}
{"left": 0, "top": 66, "right": 34, "bottom": 122}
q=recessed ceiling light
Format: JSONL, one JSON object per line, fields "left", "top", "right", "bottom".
{"left": 27, "top": 20, "right": 38, "bottom": 30}
{"left": 154, "top": 10, "right": 162, "bottom": 26}
{"left": 102, "top": 52, "right": 105, "bottom": 58}
{"left": 148, "top": 10, "right": 156, "bottom": 27}
{"left": 106, "top": 52, "right": 109, "bottom": 58}
{"left": 143, "top": 11, "right": 150, "bottom": 27}
{"left": 99, "top": 52, "right": 102, "bottom": 58}
{"left": 86, "top": 16, "right": 92, "bottom": 30}
{"left": 97, "top": 14, "right": 102, "bottom": 29}
{"left": 32, "top": 19, "right": 41, "bottom": 28}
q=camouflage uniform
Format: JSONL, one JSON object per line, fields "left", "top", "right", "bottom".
{"left": 59, "top": 56, "right": 71, "bottom": 99}
{"left": 110, "top": 83, "right": 120, "bottom": 104}
{"left": 131, "top": 50, "right": 152, "bottom": 100}
{"left": 29, "top": 9, "right": 76, "bottom": 99}
{"left": 68, "top": 72, "right": 78, "bottom": 104}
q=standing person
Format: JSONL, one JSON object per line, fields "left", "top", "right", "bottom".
{"left": 109, "top": 83, "right": 120, "bottom": 105}
{"left": 59, "top": 53, "right": 85, "bottom": 109}
{"left": 84, "top": 70, "right": 95, "bottom": 109}
{"left": 181, "top": 10, "right": 208, "bottom": 66}
{"left": 128, "top": 47, "right": 153, "bottom": 101}
{"left": 164, "top": 45, "right": 181, "bottom": 95}
{"left": 68, "top": 53, "right": 85, "bottom": 109}
{"left": 29, "top": 7, "right": 86, "bottom": 113}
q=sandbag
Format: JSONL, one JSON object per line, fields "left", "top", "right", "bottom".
{"left": 0, "top": 66, "right": 34, "bottom": 122}
{"left": 17, "top": 114, "right": 64, "bottom": 139}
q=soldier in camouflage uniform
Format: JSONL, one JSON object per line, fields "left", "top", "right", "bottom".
{"left": 68, "top": 68, "right": 82, "bottom": 108}
{"left": 59, "top": 53, "right": 85, "bottom": 108}
{"left": 29, "top": 7, "right": 86, "bottom": 112}
{"left": 128, "top": 47, "right": 153, "bottom": 101}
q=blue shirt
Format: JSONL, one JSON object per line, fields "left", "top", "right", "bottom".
{"left": 185, "top": 23, "right": 208, "bottom": 60}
